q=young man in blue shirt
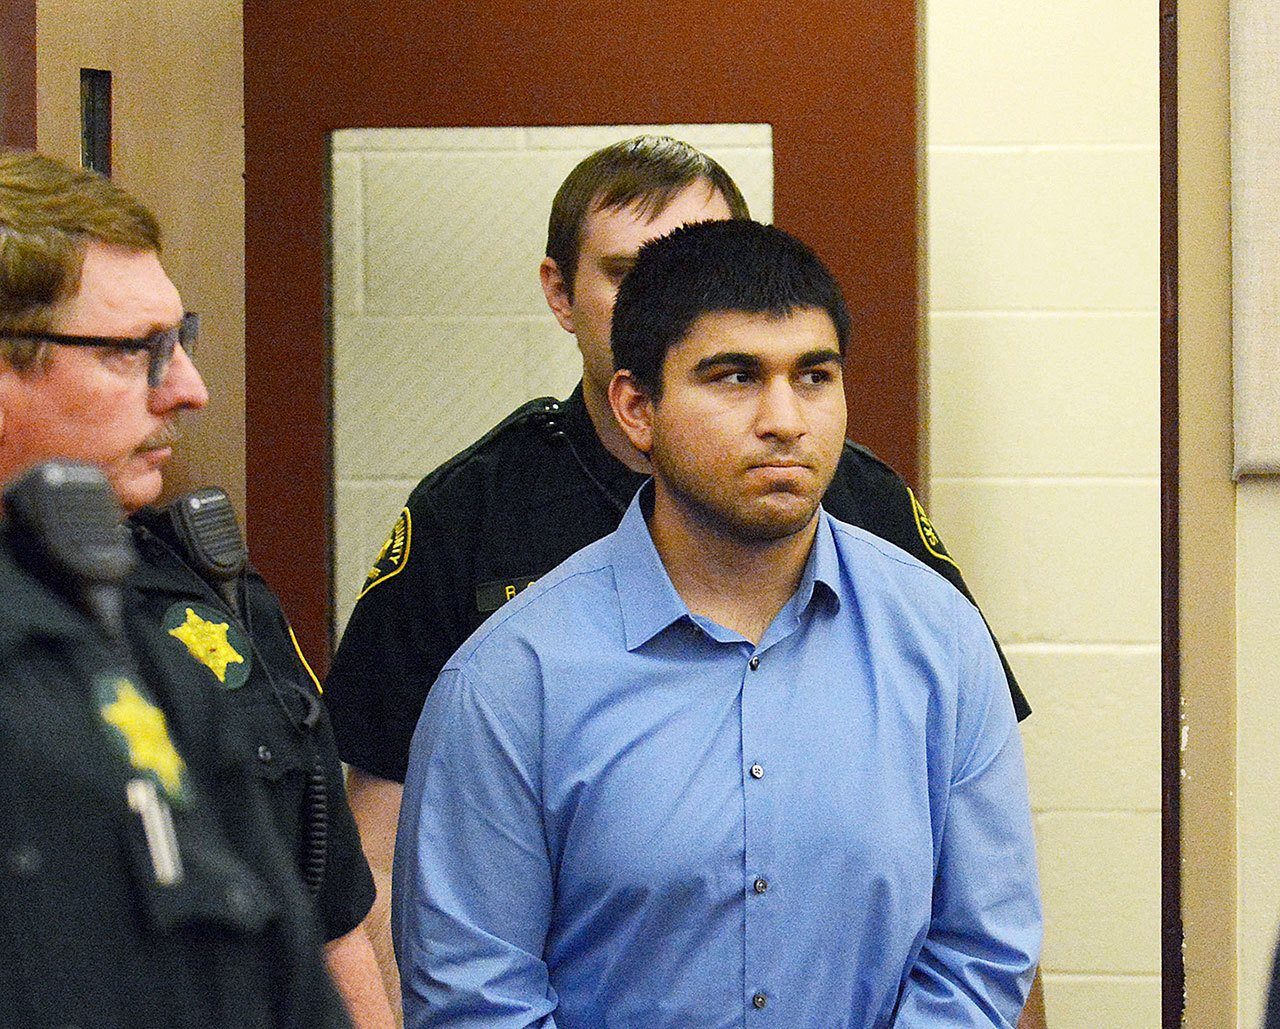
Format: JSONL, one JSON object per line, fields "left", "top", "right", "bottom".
{"left": 394, "top": 219, "right": 1041, "bottom": 1026}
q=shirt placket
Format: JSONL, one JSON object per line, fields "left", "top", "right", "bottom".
{"left": 739, "top": 643, "right": 782, "bottom": 1023}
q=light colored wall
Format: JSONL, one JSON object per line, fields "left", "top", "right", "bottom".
{"left": 924, "top": 2, "right": 1160, "bottom": 1024}
{"left": 329, "top": 124, "right": 773, "bottom": 633}
{"left": 34, "top": 0, "right": 245, "bottom": 516}
{"left": 1178, "top": 0, "right": 1237, "bottom": 1023}
{"left": 1232, "top": 0, "right": 1280, "bottom": 1024}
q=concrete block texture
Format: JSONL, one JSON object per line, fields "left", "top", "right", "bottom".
{"left": 926, "top": 0, "right": 1157, "bottom": 146}
{"left": 1013, "top": 645, "right": 1160, "bottom": 812}
{"left": 1034, "top": 811, "right": 1160, "bottom": 974}
{"left": 928, "top": 312, "right": 1159, "bottom": 478}
{"left": 332, "top": 315, "right": 581, "bottom": 481}
{"left": 1041, "top": 974, "right": 1160, "bottom": 1028}
{"left": 927, "top": 146, "right": 1159, "bottom": 312}
{"left": 928, "top": 478, "right": 1160, "bottom": 645}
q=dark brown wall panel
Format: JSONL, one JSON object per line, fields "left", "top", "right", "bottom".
{"left": 1, "top": 1, "right": 36, "bottom": 149}
{"left": 245, "top": 0, "right": 919, "bottom": 662}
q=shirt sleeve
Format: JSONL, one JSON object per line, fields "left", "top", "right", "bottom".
{"left": 895, "top": 594, "right": 1042, "bottom": 1027}
{"left": 393, "top": 665, "right": 559, "bottom": 1028}
{"left": 250, "top": 575, "right": 377, "bottom": 940}
{"left": 325, "top": 496, "right": 472, "bottom": 784}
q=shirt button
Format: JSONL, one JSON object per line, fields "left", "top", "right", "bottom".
{"left": 753, "top": 992, "right": 768, "bottom": 1009}
{"left": 749, "top": 656, "right": 760, "bottom": 670}
{"left": 257, "top": 745, "right": 273, "bottom": 763}
{"left": 754, "top": 877, "right": 769, "bottom": 894}
{"left": 749, "top": 763, "right": 764, "bottom": 779}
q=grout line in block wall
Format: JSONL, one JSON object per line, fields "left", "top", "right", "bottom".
{"left": 335, "top": 314, "right": 576, "bottom": 325}
{"left": 927, "top": 308, "right": 1159, "bottom": 317}
{"left": 928, "top": 143, "right": 1158, "bottom": 154}
{"left": 1033, "top": 809, "right": 1159, "bottom": 820}
{"left": 1003, "top": 641, "right": 1160, "bottom": 655}
{"left": 930, "top": 474, "right": 1160, "bottom": 485}
{"left": 1039, "top": 972, "right": 1162, "bottom": 984}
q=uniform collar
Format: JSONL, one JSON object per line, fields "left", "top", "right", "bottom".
{"left": 610, "top": 483, "right": 842, "bottom": 652}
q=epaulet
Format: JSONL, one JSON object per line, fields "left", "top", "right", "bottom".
{"left": 410, "top": 397, "right": 563, "bottom": 497}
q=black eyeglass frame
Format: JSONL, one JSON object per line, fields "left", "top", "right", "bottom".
{"left": 0, "top": 311, "right": 199, "bottom": 388}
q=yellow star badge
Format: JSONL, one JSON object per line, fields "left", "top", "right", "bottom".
{"left": 167, "top": 606, "right": 247, "bottom": 686}
{"left": 98, "top": 677, "right": 188, "bottom": 802}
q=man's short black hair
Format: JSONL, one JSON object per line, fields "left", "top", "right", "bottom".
{"left": 611, "top": 219, "right": 850, "bottom": 398}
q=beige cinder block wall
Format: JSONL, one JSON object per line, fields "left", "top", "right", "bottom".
{"left": 329, "top": 124, "right": 773, "bottom": 634}
{"left": 34, "top": 0, "right": 246, "bottom": 515}
{"left": 924, "top": 3, "right": 1161, "bottom": 1025}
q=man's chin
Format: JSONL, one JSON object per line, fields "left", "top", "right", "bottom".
{"left": 109, "top": 465, "right": 165, "bottom": 515}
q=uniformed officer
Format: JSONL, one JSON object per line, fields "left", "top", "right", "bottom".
{"left": 323, "top": 135, "right": 1041, "bottom": 1023}
{"left": 0, "top": 150, "right": 391, "bottom": 1026}
{"left": 0, "top": 461, "right": 350, "bottom": 1028}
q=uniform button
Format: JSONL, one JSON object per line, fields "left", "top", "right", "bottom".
{"left": 226, "top": 883, "right": 256, "bottom": 918}
{"left": 754, "top": 877, "right": 769, "bottom": 894}
{"left": 749, "top": 656, "right": 760, "bottom": 670}
{"left": 6, "top": 844, "right": 42, "bottom": 877}
{"left": 753, "top": 992, "right": 768, "bottom": 1009}
{"left": 749, "top": 763, "right": 764, "bottom": 779}
{"left": 257, "top": 745, "right": 273, "bottom": 763}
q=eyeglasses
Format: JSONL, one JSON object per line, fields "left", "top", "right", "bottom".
{"left": 0, "top": 312, "right": 199, "bottom": 388}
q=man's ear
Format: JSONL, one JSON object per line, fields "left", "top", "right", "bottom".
{"left": 608, "top": 369, "right": 654, "bottom": 456}
{"left": 539, "top": 258, "right": 575, "bottom": 335}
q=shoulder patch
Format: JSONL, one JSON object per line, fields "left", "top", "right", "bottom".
{"left": 907, "top": 488, "right": 961, "bottom": 572}
{"left": 359, "top": 507, "right": 412, "bottom": 600}
{"left": 96, "top": 675, "right": 190, "bottom": 805}
{"left": 164, "top": 601, "right": 251, "bottom": 689}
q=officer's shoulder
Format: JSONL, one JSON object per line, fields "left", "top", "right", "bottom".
{"left": 826, "top": 514, "right": 952, "bottom": 595}
{"left": 836, "top": 440, "right": 910, "bottom": 494}
{"left": 404, "top": 397, "right": 561, "bottom": 510}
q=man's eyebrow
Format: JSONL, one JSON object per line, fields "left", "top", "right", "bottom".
{"left": 692, "top": 351, "right": 762, "bottom": 374}
{"left": 797, "top": 348, "right": 843, "bottom": 367}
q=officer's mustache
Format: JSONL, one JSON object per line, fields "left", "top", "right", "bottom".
{"left": 138, "top": 420, "right": 183, "bottom": 452}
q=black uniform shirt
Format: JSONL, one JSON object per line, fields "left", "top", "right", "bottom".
{"left": 328, "top": 384, "right": 1028, "bottom": 785}
{"left": 122, "top": 509, "right": 376, "bottom": 942}
{"left": 0, "top": 534, "right": 350, "bottom": 1029}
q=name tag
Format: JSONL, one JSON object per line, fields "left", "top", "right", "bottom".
{"left": 475, "top": 575, "right": 539, "bottom": 614}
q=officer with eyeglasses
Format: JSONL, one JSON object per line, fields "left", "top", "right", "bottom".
{"left": 0, "top": 150, "right": 392, "bottom": 1027}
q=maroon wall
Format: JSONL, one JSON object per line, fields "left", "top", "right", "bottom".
{"left": 244, "top": 1, "right": 920, "bottom": 663}
{"left": 1, "top": 1, "right": 36, "bottom": 148}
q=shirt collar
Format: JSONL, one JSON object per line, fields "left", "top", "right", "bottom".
{"left": 609, "top": 484, "right": 842, "bottom": 652}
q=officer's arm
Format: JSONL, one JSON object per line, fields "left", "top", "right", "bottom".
{"left": 326, "top": 922, "right": 395, "bottom": 1028}
{"left": 347, "top": 767, "right": 406, "bottom": 1020}
{"left": 895, "top": 595, "right": 1042, "bottom": 1027}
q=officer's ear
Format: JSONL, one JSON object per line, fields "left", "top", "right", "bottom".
{"left": 539, "top": 258, "right": 575, "bottom": 335}
{"left": 608, "top": 369, "right": 653, "bottom": 456}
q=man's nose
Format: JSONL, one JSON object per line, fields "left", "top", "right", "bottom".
{"left": 151, "top": 345, "right": 209, "bottom": 412}
{"left": 755, "top": 377, "right": 806, "bottom": 441}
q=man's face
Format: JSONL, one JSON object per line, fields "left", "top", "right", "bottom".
{"left": 0, "top": 242, "right": 209, "bottom": 512}
{"left": 633, "top": 307, "right": 846, "bottom": 544}
{"left": 542, "top": 181, "right": 735, "bottom": 402}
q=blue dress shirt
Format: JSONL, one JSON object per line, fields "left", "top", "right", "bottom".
{"left": 393, "top": 488, "right": 1041, "bottom": 1028}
